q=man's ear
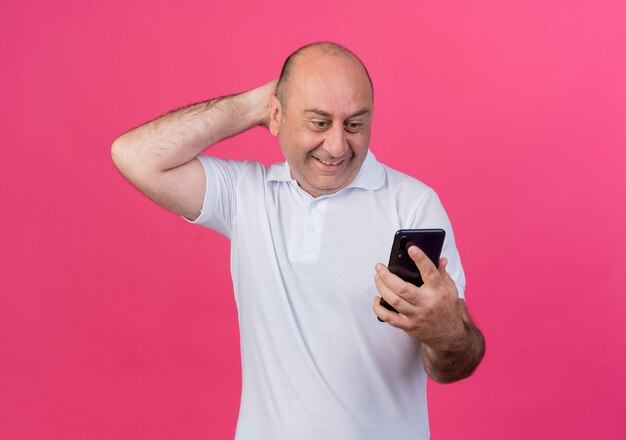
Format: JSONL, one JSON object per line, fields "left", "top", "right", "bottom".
{"left": 269, "top": 95, "right": 282, "bottom": 137}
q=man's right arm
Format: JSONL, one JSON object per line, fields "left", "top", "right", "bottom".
{"left": 111, "top": 80, "right": 277, "bottom": 220}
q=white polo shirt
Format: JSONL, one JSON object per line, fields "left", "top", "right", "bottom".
{"left": 189, "top": 150, "right": 465, "bottom": 440}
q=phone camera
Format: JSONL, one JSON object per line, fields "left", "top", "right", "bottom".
{"left": 399, "top": 236, "right": 407, "bottom": 258}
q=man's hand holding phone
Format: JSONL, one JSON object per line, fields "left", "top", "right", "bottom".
{"left": 372, "top": 245, "right": 465, "bottom": 351}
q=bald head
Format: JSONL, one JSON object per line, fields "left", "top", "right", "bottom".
{"left": 276, "top": 42, "right": 374, "bottom": 108}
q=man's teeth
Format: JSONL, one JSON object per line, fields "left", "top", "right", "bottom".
{"left": 316, "top": 158, "right": 342, "bottom": 165}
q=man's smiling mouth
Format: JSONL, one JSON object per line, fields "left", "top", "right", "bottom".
{"left": 312, "top": 154, "right": 352, "bottom": 167}
{"left": 315, "top": 157, "right": 342, "bottom": 166}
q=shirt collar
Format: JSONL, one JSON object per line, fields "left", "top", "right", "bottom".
{"left": 266, "top": 149, "right": 386, "bottom": 192}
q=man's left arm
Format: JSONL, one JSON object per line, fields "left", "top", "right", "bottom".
{"left": 372, "top": 246, "right": 485, "bottom": 383}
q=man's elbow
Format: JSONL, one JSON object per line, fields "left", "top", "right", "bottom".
{"left": 111, "top": 136, "right": 148, "bottom": 183}
{"left": 111, "top": 136, "right": 130, "bottom": 174}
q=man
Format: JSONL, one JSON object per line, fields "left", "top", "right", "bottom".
{"left": 112, "top": 42, "right": 485, "bottom": 439}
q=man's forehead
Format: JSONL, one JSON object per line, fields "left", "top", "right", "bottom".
{"left": 287, "top": 53, "right": 373, "bottom": 111}
{"left": 292, "top": 48, "right": 364, "bottom": 79}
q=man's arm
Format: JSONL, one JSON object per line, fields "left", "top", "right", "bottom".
{"left": 421, "top": 298, "right": 485, "bottom": 383}
{"left": 372, "top": 246, "right": 485, "bottom": 383}
{"left": 111, "top": 80, "right": 277, "bottom": 220}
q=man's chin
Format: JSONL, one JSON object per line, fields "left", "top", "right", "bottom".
{"left": 306, "top": 176, "right": 353, "bottom": 197}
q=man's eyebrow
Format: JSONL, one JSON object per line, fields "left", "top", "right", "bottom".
{"left": 303, "top": 108, "right": 370, "bottom": 118}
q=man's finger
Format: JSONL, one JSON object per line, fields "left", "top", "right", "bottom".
{"left": 372, "top": 297, "right": 410, "bottom": 329}
{"left": 435, "top": 256, "right": 460, "bottom": 299}
{"left": 438, "top": 257, "right": 448, "bottom": 275}
{"left": 375, "top": 264, "right": 419, "bottom": 305}
{"left": 375, "top": 273, "right": 415, "bottom": 315}
{"left": 407, "top": 245, "right": 440, "bottom": 286}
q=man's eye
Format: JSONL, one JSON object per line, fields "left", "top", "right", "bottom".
{"left": 345, "top": 121, "right": 363, "bottom": 132}
{"left": 312, "top": 120, "right": 330, "bottom": 129}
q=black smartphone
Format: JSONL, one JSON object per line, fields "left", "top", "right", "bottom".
{"left": 378, "top": 229, "right": 446, "bottom": 318}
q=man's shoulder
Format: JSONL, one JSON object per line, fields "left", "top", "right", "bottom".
{"left": 377, "top": 160, "right": 435, "bottom": 196}
{"left": 368, "top": 158, "right": 449, "bottom": 229}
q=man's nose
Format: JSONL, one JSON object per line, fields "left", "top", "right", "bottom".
{"left": 323, "top": 125, "right": 349, "bottom": 158}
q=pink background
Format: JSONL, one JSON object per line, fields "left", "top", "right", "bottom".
{"left": 2, "top": 1, "right": 625, "bottom": 438}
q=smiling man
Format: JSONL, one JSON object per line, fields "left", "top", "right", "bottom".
{"left": 112, "top": 42, "right": 485, "bottom": 440}
{"left": 269, "top": 46, "right": 373, "bottom": 197}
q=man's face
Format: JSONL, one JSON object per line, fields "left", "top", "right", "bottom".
{"left": 270, "top": 51, "right": 373, "bottom": 197}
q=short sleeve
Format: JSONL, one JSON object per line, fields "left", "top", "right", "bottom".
{"left": 410, "top": 189, "right": 467, "bottom": 299}
{"left": 183, "top": 155, "right": 244, "bottom": 239}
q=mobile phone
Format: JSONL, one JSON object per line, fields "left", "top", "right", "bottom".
{"left": 378, "top": 229, "right": 446, "bottom": 319}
